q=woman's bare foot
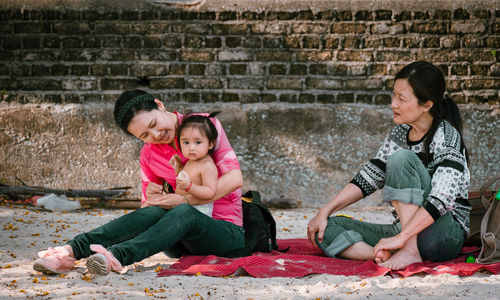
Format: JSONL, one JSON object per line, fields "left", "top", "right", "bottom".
{"left": 374, "top": 249, "right": 392, "bottom": 264}
{"left": 378, "top": 239, "right": 422, "bottom": 270}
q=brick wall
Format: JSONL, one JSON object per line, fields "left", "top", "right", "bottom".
{"left": 1, "top": 6, "right": 499, "bottom": 104}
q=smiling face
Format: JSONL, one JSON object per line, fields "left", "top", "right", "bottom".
{"left": 391, "top": 78, "right": 432, "bottom": 126}
{"left": 179, "top": 126, "right": 213, "bottom": 161}
{"left": 126, "top": 100, "right": 178, "bottom": 145}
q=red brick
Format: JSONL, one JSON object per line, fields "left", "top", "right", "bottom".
{"left": 410, "top": 22, "right": 448, "bottom": 34}
{"left": 292, "top": 23, "right": 329, "bottom": 34}
{"left": 376, "top": 50, "right": 414, "bottom": 62}
{"left": 284, "top": 36, "right": 301, "bottom": 48}
{"left": 180, "top": 51, "right": 214, "bottom": 62}
{"left": 266, "top": 77, "right": 302, "bottom": 90}
{"left": 218, "top": 50, "right": 253, "bottom": 61}
{"left": 296, "top": 51, "right": 332, "bottom": 62}
{"left": 338, "top": 50, "right": 373, "bottom": 62}
{"left": 256, "top": 51, "right": 292, "bottom": 62}
{"left": 332, "top": 23, "right": 367, "bottom": 34}
{"left": 228, "top": 78, "right": 264, "bottom": 89}
{"left": 186, "top": 78, "right": 221, "bottom": 89}
{"left": 149, "top": 78, "right": 185, "bottom": 89}
{"left": 345, "top": 79, "right": 383, "bottom": 90}
{"left": 306, "top": 78, "right": 342, "bottom": 90}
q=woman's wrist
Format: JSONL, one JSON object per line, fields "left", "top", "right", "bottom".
{"left": 317, "top": 207, "right": 331, "bottom": 219}
{"left": 397, "top": 230, "right": 412, "bottom": 242}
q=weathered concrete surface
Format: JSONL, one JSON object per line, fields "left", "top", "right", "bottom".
{"left": 0, "top": 0, "right": 498, "bottom": 11}
{"left": 0, "top": 103, "right": 498, "bottom": 207}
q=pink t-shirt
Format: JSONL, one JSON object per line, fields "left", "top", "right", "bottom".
{"left": 139, "top": 112, "right": 243, "bottom": 226}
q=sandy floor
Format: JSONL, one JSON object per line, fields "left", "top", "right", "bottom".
{"left": 1, "top": 205, "right": 499, "bottom": 299}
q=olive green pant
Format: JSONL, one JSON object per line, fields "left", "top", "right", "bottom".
{"left": 319, "top": 150, "right": 465, "bottom": 262}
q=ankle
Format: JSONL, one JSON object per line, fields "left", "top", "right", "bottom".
{"left": 402, "top": 237, "right": 421, "bottom": 257}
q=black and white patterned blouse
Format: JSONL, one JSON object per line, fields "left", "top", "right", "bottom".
{"left": 351, "top": 119, "right": 471, "bottom": 235}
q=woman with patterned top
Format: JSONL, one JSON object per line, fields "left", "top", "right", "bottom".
{"left": 307, "top": 61, "right": 470, "bottom": 270}
{"left": 33, "top": 90, "right": 244, "bottom": 276}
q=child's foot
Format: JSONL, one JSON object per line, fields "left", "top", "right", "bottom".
{"left": 33, "top": 246, "right": 75, "bottom": 275}
{"left": 85, "top": 244, "right": 123, "bottom": 276}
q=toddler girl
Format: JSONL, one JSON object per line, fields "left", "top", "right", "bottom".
{"left": 169, "top": 112, "right": 220, "bottom": 216}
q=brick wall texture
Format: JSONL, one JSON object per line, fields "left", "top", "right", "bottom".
{"left": 1, "top": 7, "right": 499, "bottom": 104}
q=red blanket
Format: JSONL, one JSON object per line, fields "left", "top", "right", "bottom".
{"left": 157, "top": 239, "right": 500, "bottom": 278}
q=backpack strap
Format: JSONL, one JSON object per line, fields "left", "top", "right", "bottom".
{"left": 480, "top": 174, "right": 500, "bottom": 209}
{"left": 476, "top": 174, "right": 500, "bottom": 264}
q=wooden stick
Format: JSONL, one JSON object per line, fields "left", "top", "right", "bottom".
{"left": 0, "top": 186, "right": 131, "bottom": 200}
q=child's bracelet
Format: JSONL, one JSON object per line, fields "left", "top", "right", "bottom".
{"left": 183, "top": 195, "right": 191, "bottom": 205}
{"left": 185, "top": 181, "right": 193, "bottom": 192}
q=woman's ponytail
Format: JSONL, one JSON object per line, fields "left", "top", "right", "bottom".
{"left": 441, "top": 94, "right": 469, "bottom": 163}
{"left": 441, "top": 94, "right": 463, "bottom": 134}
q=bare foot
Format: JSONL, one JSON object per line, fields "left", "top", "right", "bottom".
{"left": 379, "top": 247, "right": 422, "bottom": 270}
{"left": 374, "top": 249, "right": 392, "bottom": 264}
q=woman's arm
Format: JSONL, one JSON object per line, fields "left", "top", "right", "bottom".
{"left": 374, "top": 207, "right": 434, "bottom": 253}
{"left": 307, "top": 183, "right": 364, "bottom": 247}
{"left": 186, "top": 169, "right": 243, "bottom": 205}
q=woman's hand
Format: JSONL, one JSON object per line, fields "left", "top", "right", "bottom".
{"left": 306, "top": 184, "right": 364, "bottom": 248}
{"left": 373, "top": 234, "right": 407, "bottom": 256}
{"left": 146, "top": 182, "right": 163, "bottom": 196}
{"left": 307, "top": 212, "right": 329, "bottom": 248}
{"left": 144, "top": 193, "right": 186, "bottom": 210}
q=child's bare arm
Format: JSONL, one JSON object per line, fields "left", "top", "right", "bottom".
{"left": 184, "top": 160, "right": 218, "bottom": 200}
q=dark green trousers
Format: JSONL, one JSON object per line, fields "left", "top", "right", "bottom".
{"left": 67, "top": 204, "right": 245, "bottom": 266}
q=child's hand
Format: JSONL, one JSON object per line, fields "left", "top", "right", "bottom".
{"left": 169, "top": 155, "right": 183, "bottom": 175}
{"left": 176, "top": 170, "right": 191, "bottom": 190}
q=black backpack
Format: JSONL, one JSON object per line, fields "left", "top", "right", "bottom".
{"left": 242, "top": 190, "right": 278, "bottom": 252}
{"left": 225, "top": 191, "right": 285, "bottom": 257}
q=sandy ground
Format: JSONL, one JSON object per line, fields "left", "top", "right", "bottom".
{"left": 1, "top": 204, "right": 499, "bottom": 299}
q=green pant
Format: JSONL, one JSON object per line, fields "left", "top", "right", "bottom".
{"left": 319, "top": 150, "right": 465, "bottom": 262}
{"left": 67, "top": 204, "right": 245, "bottom": 266}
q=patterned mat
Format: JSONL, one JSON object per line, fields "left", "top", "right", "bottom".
{"left": 157, "top": 239, "right": 500, "bottom": 278}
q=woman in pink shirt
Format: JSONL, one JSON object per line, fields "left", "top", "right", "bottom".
{"left": 33, "top": 90, "right": 244, "bottom": 276}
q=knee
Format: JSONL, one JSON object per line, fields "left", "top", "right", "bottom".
{"left": 417, "top": 236, "right": 463, "bottom": 262}
{"left": 318, "top": 216, "right": 350, "bottom": 247}
{"left": 387, "top": 150, "right": 417, "bottom": 170}
{"left": 417, "top": 220, "right": 464, "bottom": 262}
{"left": 139, "top": 206, "right": 166, "bottom": 218}
{"left": 168, "top": 204, "right": 198, "bottom": 221}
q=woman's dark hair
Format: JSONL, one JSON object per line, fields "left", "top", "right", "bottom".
{"left": 177, "top": 112, "right": 220, "bottom": 155}
{"left": 114, "top": 89, "right": 159, "bottom": 133}
{"left": 395, "top": 61, "right": 469, "bottom": 164}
